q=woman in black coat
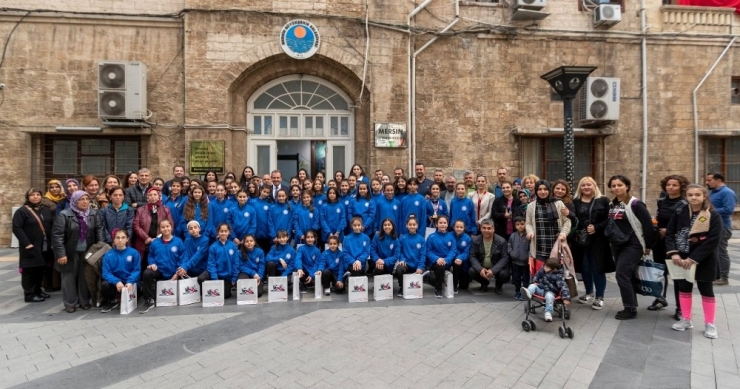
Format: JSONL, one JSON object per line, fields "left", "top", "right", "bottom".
{"left": 571, "top": 177, "right": 614, "bottom": 310}
{"left": 489, "top": 181, "right": 522, "bottom": 242}
{"left": 665, "top": 184, "right": 722, "bottom": 339}
{"left": 12, "top": 188, "right": 53, "bottom": 303}
{"left": 52, "top": 191, "right": 105, "bottom": 313}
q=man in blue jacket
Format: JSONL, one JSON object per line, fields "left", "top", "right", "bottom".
{"left": 706, "top": 172, "right": 737, "bottom": 285}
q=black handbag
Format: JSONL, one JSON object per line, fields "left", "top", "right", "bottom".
{"left": 604, "top": 218, "right": 631, "bottom": 246}
{"left": 576, "top": 200, "right": 595, "bottom": 247}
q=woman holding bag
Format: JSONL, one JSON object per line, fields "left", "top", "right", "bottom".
{"left": 525, "top": 180, "right": 571, "bottom": 274}
{"left": 606, "top": 175, "right": 656, "bottom": 320}
{"left": 666, "top": 184, "right": 722, "bottom": 338}
{"left": 12, "top": 188, "right": 53, "bottom": 303}
{"left": 572, "top": 177, "right": 613, "bottom": 310}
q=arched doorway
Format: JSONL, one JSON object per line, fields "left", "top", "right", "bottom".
{"left": 247, "top": 74, "right": 354, "bottom": 182}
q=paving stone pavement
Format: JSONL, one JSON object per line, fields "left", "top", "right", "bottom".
{"left": 0, "top": 236, "right": 739, "bottom": 388}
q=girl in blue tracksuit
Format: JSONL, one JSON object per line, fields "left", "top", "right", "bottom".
{"left": 289, "top": 185, "right": 302, "bottom": 208}
{"left": 101, "top": 229, "right": 141, "bottom": 312}
{"left": 141, "top": 219, "right": 184, "bottom": 311}
{"left": 317, "top": 235, "right": 348, "bottom": 294}
{"left": 208, "top": 184, "right": 234, "bottom": 238}
{"left": 264, "top": 230, "right": 297, "bottom": 282}
{"left": 237, "top": 234, "right": 265, "bottom": 297}
{"left": 449, "top": 183, "right": 478, "bottom": 235}
{"left": 176, "top": 220, "right": 210, "bottom": 278}
{"left": 339, "top": 181, "right": 356, "bottom": 236}
{"left": 397, "top": 216, "right": 426, "bottom": 292}
{"left": 252, "top": 186, "right": 274, "bottom": 253}
{"left": 395, "top": 176, "right": 409, "bottom": 203}
{"left": 312, "top": 179, "right": 327, "bottom": 209}
{"left": 426, "top": 215, "right": 456, "bottom": 298}
{"left": 293, "top": 192, "right": 320, "bottom": 244}
{"left": 320, "top": 187, "right": 346, "bottom": 243}
{"left": 200, "top": 223, "right": 240, "bottom": 299}
{"left": 426, "top": 183, "right": 450, "bottom": 229}
{"left": 352, "top": 182, "right": 376, "bottom": 237}
{"left": 163, "top": 179, "right": 187, "bottom": 239}
{"left": 371, "top": 218, "right": 400, "bottom": 276}
{"left": 295, "top": 230, "right": 321, "bottom": 293}
{"left": 371, "top": 179, "right": 384, "bottom": 201}
{"left": 452, "top": 219, "right": 472, "bottom": 292}
{"left": 343, "top": 217, "right": 371, "bottom": 275}
{"left": 375, "top": 184, "right": 401, "bottom": 234}
{"left": 181, "top": 187, "right": 213, "bottom": 241}
{"left": 228, "top": 190, "right": 256, "bottom": 245}
{"left": 268, "top": 189, "right": 293, "bottom": 241}
{"left": 400, "top": 178, "right": 427, "bottom": 235}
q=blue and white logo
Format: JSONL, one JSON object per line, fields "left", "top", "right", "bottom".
{"left": 280, "top": 20, "right": 320, "bottom": 60}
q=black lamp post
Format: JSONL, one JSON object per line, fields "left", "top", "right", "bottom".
{"left": 541, "top": 66, "right": 597, "bottom": 190}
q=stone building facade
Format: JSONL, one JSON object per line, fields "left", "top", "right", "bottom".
{"left": 1, "top": 0, "right": 740, "bottom": 246}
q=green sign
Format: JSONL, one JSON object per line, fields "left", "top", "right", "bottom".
{"left": 189, "top": 141, "right": 225, "bottom": 174}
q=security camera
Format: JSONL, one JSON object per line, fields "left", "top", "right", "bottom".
{"left": 0, "top": 83, "right": 5, "bottom": 89}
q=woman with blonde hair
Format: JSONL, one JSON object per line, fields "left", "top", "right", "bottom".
{"left": 572, "top": 176, "right": 613, "bottom": 310}
{"left": 521, "top": 174, "right": 539, "bottom": 201}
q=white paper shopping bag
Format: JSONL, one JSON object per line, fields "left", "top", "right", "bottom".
{"left": 202, "top": 280, "right": 225, "bottom": 307}
{"left": 237, "top": 278, "right": 259, "bottom": 305}
{"left": 268, "top": 276, "right": 288, "bottom": 302}
{"left": 374, "top": 274, "right": 394, "bottom": 301}
{"left": 292, "top": 272, "right": 300, "bottom": 301}
{"left": 120, "top": 283, "right": 137, "bottom": 314}
{"left": 177, "top": 277, "right": 201, "bottom": 306}
{"left": 348, "top": 276, "right": 368, "bottom": 302}
{"left": 403, "top": 273, "right": 423, "bottom": 299}
{"left": 156, "top": 280, "right": 178, "bottom": 307}
{"left": 444, "top": 271, "right": 454, "bottom": 298}
{"left": 314, "top": 273, "right": 322, "bottom": 299}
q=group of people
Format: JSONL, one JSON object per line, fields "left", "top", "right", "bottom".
{"left": 11, "top": 163, "right": 735, "bottom": 338}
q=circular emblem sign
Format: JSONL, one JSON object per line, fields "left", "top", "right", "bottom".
{"left": 280, "top": 20, "right": 320, "bottom": 59}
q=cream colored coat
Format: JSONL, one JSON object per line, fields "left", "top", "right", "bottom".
{"left": 525, "top": 200, "right": 572, "bottom": 258}
{"left": 467, "top": 190, "right": 495, "bottom": 225}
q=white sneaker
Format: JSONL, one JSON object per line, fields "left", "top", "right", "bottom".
{"left": 592, "top": 298, "right": 604, "bottom": 310}
{"left": 544, "top": 312, "right": 553, "bottom": 322}
{"left": 578, "top": 294, "right": 594, "bottom": 304}
{"left": 672, "top": 318, "right": 693, "bottom": 331}
{"left": 520, "top": 287, "right": 532, "bottom": 300}
{"left": 324, "top": 288, "right": 331, "bottom": 296}
{"left": 704, "top": 324, "right": 718, "bottom": 339}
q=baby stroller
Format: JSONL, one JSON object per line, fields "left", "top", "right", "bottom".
{"left": 520, "top": 244, "right": 576, "bottom": 339}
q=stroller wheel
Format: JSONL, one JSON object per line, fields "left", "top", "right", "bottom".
{"left": 529, "top": 320, "right": 537, "bottom": 331}
{"left": 522, "top": 321, "right": 532, "bottom": 332}
{"left": 558, "top": 326, "right": 565, "bottom": 338}
{"left": 566, "top": 327, "right": 574, "bottom": 339}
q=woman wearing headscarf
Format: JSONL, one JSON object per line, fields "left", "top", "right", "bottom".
{"left": 41, "top": 180, "right": 65, "bottom": 211}
{"left": 12, "top": 188, "right": 53, "bottom": 303}
{"left": 132, "top": 188, "right": 174, "bottom": 273}
{"left": 525, "top": 180, "right": 571, "bottom": 269}
{"left": 40, "top": 179, "right": 65, "bottom": 290}
{"left": 52, "top": 191, "right": 105, "bottom": 313}
{"left": 55, "top": 178, "right": 80, "bottom": 215}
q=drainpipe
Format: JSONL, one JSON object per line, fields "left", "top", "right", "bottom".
{"left": 409, "top": 0, "right": 459, "bottom": 172}
{"left": 408, "top": 0, "right": 434, "bottom": 173}
{"left": 693, "top": 37, "right": 737, "bottom": 182}
{"left": 640, "top": 0, "right": 648, "bottom": 200}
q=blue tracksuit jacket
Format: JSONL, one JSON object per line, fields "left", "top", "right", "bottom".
{"left": 371, "top": 233, "right": 400, "bottom": 269}
{"left": 343, "top": 232, "right": 371, "bottom": 270}
{"left": 208, "top": 197, "right": 235, "bottom": 236}
{"left": 228, "top": 202, "right": 257, "bottom": 241}
{"left": 293, "top": 204, "right": 320, "bottom": 242}
{"left": 375, "top": 196, "right": 401, "bottom": 233}
{"left": 296, "top": 243, "right": 322, "bottom": 275}
{"left": 268, "top": 202, "right": 293, "bottom": 238}
{"left": 450, "top": 197, "right": 478, "bottom": 235}
{"left": 400, "top": 193, "right": 427, "bottom": 235}
{"left": 147, "top": 236, "right": 185, "bottom": 279}
{"left": 179, "top": 234, "right": 210, "bottom": 275}
{"left": 238, "top": 247, "right": 265, "bottom": 279}
{"left": 207, "top": 239, "right": 240, "bottom": 282}
{"left": 425, "top": 198, "right": 450, "bottom": 228}
{"left": 318, "top": 249, "right": 347, "bottom": 279}
{"left": 102, "top": 246, "right": 141, "bottom": 285}
{"left": 426, "top": 231, "right": 456, "bottom": 267}
{"left": 163, "top": 194, "right": 187, "bottom": 238}
{"left": 251, "top": 197, "right": 273, "bottom": 239}
{"left": 398, "top": 233, "right": 426, "bottom": 271}
{"left": 320, "top": 201, "right": 346, "bottom": 242}
{"left": 351, "top": 197, "right": 377, "bottom": 236}
{"left": 265, "top": 243, "right": 297, "bottom": 276}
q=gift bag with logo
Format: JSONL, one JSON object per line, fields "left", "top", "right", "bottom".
{"left": 178, "top": 277, "right": 201, "bottom": 306}
{"left": 314, "top": 273, "right": 322, "bottom": 299}
{"left": 403, "top": 273, "right": 423, "bottom": 299}
{"left": 634, "top": 258, "right": 665, "bottom": 298}
{"left": 292, "top": 272, "right": 300, "bottom": 301}
{"left": 268, "top": 276, "right": 288, "bottom": 302}
{"left": 348, "top": 276, "right": 368, "bottom": 302}
{"left": 374, "top": 274, "right": 394, "bottom": 301}
{"left": 237, "top": 278, "right": 259, "bottom": 305}
{"left": 444, "top": 271, "right": 454, "bottom": 298}
{"left": 202, "top": 280, "right": 225, "bottom": 307}
{"left": 120, "top": 283, "right": 137, "bottom": 315}
{"left": 156, "top": 280, "right": 178, "bottom": 307}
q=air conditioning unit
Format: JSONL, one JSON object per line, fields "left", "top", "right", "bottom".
{"left": 594, "top": 4, "right": 621, "bottom": 27}
{"left": 98, "top": 61, "right": 147, "bottom": 120}
{"left": 578, "top": 77, "right": 620, "bottom": 123}
{"left": 513, "top": 0, "right": 547, "bottom": 10}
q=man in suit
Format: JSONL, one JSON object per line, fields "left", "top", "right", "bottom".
{"left": 270, "top": 170, "right": 283, "bottom": 201}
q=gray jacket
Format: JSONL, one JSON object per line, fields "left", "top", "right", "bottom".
{"left": 507, "top": 232, "right": 530, "bottom": 267}
{"left": 52, "top": 209, "right": 105, "bottom": 273}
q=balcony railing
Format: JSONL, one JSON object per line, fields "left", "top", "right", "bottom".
{"left": 661, "top": 5, "right": 735, "bottom": 34}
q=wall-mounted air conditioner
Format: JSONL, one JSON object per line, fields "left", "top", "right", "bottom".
{"left": 513, "top": 0, "right": 547, "bottom": 10}
{"left": 594, "top": 4, "right": 621, "bottom": 28}
{"left": 98, "top": 61, "right": 147, "bottom": 120}
{"left": 578, "top": 77, "right": 620, "bottom": 123}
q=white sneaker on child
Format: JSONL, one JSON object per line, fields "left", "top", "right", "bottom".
{"left": 520, "top": 287, "right": 532, "bottom": 300}
{"left": 544, "top": 312, "right": 553, "bottom": 322}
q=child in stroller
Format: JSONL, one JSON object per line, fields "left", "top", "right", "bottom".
{"left": 521, "top": 257, "right": 574, "bottom": 338}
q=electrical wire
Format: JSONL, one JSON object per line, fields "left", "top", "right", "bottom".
{"left": 0, "top": 11, "right": 30, "bottom": 70}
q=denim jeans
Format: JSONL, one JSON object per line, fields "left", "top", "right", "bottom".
{"left": 581, "top": 249, "right": 607, "bottom": 298}
{"left": 716, "top": 227, "right": 732, "bottom": 280}
{"left": 528, "top": 284, "right": 555, "bottom": 313}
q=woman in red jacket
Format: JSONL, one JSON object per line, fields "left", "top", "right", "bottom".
{"left": 132, "top": 188, "right": 173, "bottom": 273}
